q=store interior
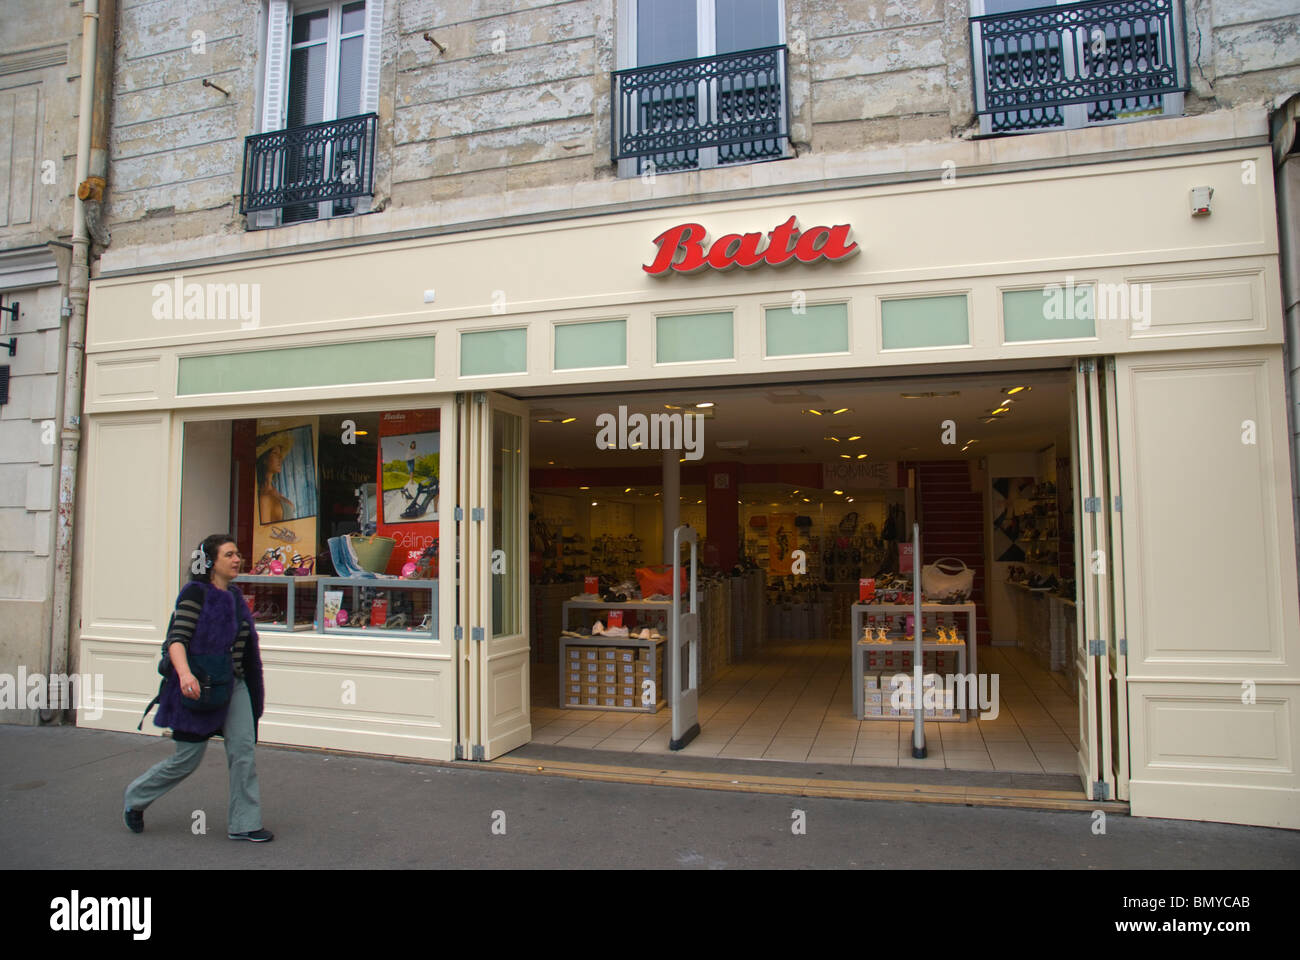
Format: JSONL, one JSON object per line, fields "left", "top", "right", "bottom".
{"left": 523, "top": 372, "right": 1083, "bottom": 775}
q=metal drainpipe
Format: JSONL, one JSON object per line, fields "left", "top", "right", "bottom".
{"left": 1271, "top": 95, "right": 1300, "bottom": 604}
{"left": 47, "top": 0, "right": 101, "bottom": 699}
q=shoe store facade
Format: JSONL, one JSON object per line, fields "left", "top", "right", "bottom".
{"left": 77, "top": 142, "right": 1300, "bottom": 829}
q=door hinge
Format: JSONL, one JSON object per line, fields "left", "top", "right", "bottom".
{"left": 1119, "top": 637, "right": 1127, "bottom": 656}
{"left": 1092, "top": 779, "right": 1110, "bottom": 801}
{"left": 473, "top": 393, "right": 486, "bottom": 405}
{"left": 454, "top": 505, "right": 464, "bottom": 522}
{"left": 1084, "top": 497, "right": 1101, "bottom": 513}
{"left": 472, "top": 626, "right": 485, "bottom": 643}
{"left": 1113, "top": 495, "right": 1122, "bottom": 512}
{"left": 471, "top": 506, "right": 485, "bottom": 522}
{"left": 1089, "top": 638, "right": 1105, "bottom": 656}
{"left": 472, "top": 744, "right": 485, "bottom": 760}
{"left": 1079, "top": 358, "right": 1096, "bottom": 374}
{"left": 454, "top": 624, "right": 463, "bottom": 642}
{"left": 455, "top": 743, "right": 463, "bottom": 760}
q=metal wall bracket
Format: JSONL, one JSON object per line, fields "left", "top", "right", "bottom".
{"left": 472, "top": 626, "right": 485, "bottom": 643}
{"left": 454, "top": 506, "right": 464, "bottom": 522}
{"left": 1119, "top": 637, "right": 1128, "bottom": 656}
{"left": 1079, "top": 358, "right": 1096, "bottom": 374}
{"left": 1089, "top": 638, "right": 1105, "bottom": 656}
{"left": 471, "top": 506, "right": 485, "bottom": 522}
{"left": 454, "top": 625, "right": 463, "bottom": 642}
{"left": 472, "top": 744, "right": 485, "bottom": 760}
{"left": 1084, "top": 497, "right": 1101, "bottom": 513}
{"left": 1092, "top": 780, "right": 1110, "bottom": 801}
{"left": 455, "top": 743, "right": 463, "bottom": 760}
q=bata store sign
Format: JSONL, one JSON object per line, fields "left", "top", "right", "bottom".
{"left": 643, "top": 216, "right": 858, "bottom": 276}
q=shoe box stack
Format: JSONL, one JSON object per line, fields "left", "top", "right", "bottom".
{"left": 862, "top": 672, "right": 957, "bottom": 719}
{"left": 729, "top": 570, "right": 766, "bottom": 659}
{"left": 562, "top": 643, "right": 664, "bottom": 710}
{"left": 698, "top": 577, "right": 732, "bottom": 683}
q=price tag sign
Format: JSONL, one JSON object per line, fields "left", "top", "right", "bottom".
{"left": 607, "top": 610, "right": 624, "bottom": 628}
{"left": 859, "top": 578, "right": 875, "bottom": 603}
{"left": 584, "top": 576, "right": 599, "bottom": 594}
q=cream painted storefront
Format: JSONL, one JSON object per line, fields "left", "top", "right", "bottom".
{"left": 78, "top": 146, "right": 1300, "bottom": 829}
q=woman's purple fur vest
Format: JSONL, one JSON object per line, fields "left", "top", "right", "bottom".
{"left": 154, "top": 581, "right": 264, "bottom": 740}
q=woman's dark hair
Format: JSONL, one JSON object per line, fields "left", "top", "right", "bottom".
{"left": 191, "top": 533, "right": 238, "bottom": 583}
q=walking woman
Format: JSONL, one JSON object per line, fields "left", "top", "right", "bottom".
{"left": 124, "top": 534, "right": 273, "bottom": 841}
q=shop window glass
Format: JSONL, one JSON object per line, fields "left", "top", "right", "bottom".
{"left": 492, "top": 409, "right": 524, "bottom": 637}
{"left": 177, "top": 337, "right": 435, "bottom": 395}
{"left": 765, "top": 302, "right": 849, "bottom": 357}
{"left": 656, "top": 311, "right": 733, "bottom": 364}
{"left": 880, "top": 295, "right": 969, "bottom": 350}
{"left": 1003, "top": 286, "right": 1096, "bottom": 342}
{"left": 554, "top": 319, "right": 627, "bottom": 370}
{"left": 461, "top": 328, "right": 527, "bottom": 377}
{"left": 178, "top": 406, "right": 443, "bottom": 640}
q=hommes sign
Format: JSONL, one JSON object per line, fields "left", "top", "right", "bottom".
{"left": 644, "top": 216, "right": 858, "bottom": 276}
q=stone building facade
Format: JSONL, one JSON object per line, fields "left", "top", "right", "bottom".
{"left": 0, "top": 1, "right": 84, "bottom": 723}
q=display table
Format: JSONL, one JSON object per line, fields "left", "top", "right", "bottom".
{"left": 849, "top": 602, "right": 977, "bottom": 722}
{"left": 559, "top": 599, "right": 674, "bottom": 713}
{"left": 239, "top": 574, "right": 319, "bottom": 631}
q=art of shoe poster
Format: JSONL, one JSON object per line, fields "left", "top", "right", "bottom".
{"left": 252, "top": 416, "right": 320, "bottom": 573}
{"left": 376, "top": 409, "right": 440, "bottom": 576}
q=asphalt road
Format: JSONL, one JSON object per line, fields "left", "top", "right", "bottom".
{"left": 2, "top": 724, "right": 1298, "bottom": 870}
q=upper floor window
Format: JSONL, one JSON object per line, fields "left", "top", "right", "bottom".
{"left": 612, "top": 0, "right": 790, "bottom": 177}
{"left": 969, "top": 0, "right": 1187, "bottom": 136}
{"left": 242, "top": 0, "right": 382, "bottom": 228}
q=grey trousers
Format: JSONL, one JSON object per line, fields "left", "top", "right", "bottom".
{"left": 124, "top": 676, "right": 262, "bottom": 834}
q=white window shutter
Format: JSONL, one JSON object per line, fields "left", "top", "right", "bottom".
{"left": 361, "top": 0, "right": 384, "bottom": 114}
{"left": 261, "top": 0, "right": 290, "bottom": 133}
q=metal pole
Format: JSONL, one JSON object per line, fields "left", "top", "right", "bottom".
{"left": 911, "top": 522, "right": 926, "bottom": 758}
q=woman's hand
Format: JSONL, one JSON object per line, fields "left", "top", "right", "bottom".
{"left": 179, "top": 672, "right": 201, "bottom": 700}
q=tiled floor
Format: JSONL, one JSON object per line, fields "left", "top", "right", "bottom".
{"left": 528, "top": 639, "right": 1080, "bottom": 774}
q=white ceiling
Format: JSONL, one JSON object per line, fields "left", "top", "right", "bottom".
{"left": 527, "top": 370, "right": 1073, "bottom": 471}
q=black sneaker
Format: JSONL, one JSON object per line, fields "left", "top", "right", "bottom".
{"left": 228, "top": 828, "right": 274, "bottom": 842}
{"left": 124, "top": 808, "right": 144, "bottom": 833}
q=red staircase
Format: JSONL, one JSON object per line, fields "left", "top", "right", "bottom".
{"left": 914, "top": 460, "right": 990, "bottom": 645}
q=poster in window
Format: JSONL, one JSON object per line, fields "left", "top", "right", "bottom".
{"left": 251, "top": 416, "right": 319, "bottom": 576}
{"left": 376, "top": 409, "right": 440, "bottom": 577}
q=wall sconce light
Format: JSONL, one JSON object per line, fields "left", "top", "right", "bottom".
{"left": 423, "top": 32, "right": 447, "bottom": 54}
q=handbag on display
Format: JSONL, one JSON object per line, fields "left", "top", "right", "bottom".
{"left": 921, "top": 557, "right": 975, "bottom": 602}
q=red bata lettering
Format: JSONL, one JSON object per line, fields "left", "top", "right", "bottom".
{"left": 643, "top": 216, "right": 858, "bottom": 276}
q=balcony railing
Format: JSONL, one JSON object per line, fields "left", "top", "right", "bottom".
{"left": 970, "top": 0, "right": 1187, "bottom": 133}
{"left": 611, "top": 45, "right": 789, "bottom": 171}
{"left": 240, "top": 113, "right": 378, "bottom": 215}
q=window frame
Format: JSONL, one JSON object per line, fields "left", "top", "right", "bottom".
{"left": 614, "top": 0, "right": 789, "bottom": 178}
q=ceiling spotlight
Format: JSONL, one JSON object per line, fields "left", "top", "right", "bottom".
{"left": 802, "top": 497, "right": 811, "bottom": 503}
{"left": 535, "top": 418, "right": 555, "bottom": 423}
{"left": 695, "top": 401, "right": 714, "bottom": 409}
{"left": 579, "top": 486, "right": 589, "bottom": 490}
{"left": 805, "top": 408, "right": 823, "bottom": 416}
{"left": 624, "top": 487, "right": 632, "bottom": 493}
{"left": 591, "top": 501, "right": 598, "bottom": 506}
{"left": 856, "top": 453, "right": 868, "bottom": 459}
{"left": 846, "top": 497, "right": 855, "bottom": 503}
{"left": 832, "top": 408, "right": 850, "bottom": 415}
{"left": 833, "top": 490, "right": 844, "bottom": 496}
{"left": 848, "top": 435, "right": 861, "bottom": 441}
{"left": 1001, "top": 386, "right": 1031, "bottom": 395}
{"left": 839, "top": 454, "right": 851, "bottom": 459}
{"left": 561, "top": 417, "right": 576, "bottom": 424}
{"left": 979, "top": 416, "right": 999, "bottom": 424}
{"left": 826, "top": 436, "right": 840, "bottom": 442}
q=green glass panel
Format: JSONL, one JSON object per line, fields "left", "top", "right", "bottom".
{"left": 656, "top": 311, "right": 733, "bottom": 363}
{"left": 177, "top": 337, "right": 435, "bottom": 395}
{"left": 765, "top": 302, "right": 849, "bottom": 357}
{"left": 554, "top": 319, "right": 627, "bottom": 370}
{"left": 1003, "top": 286, "right": 1096, "bottom": 342}
{"left": 461, "top": 327, "right": 527, "bottom": 376}
{"left": 880, "top": 295, "right": 969, "bottom": 350}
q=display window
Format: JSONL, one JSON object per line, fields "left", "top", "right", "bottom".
{"left": 180, "top": 406, "right": 443, "bottom": 638}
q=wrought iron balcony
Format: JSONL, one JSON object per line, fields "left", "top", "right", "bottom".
{"left": 240, "top": 113, "right": 378, "bottom": 216}
{"left": 611, "top": 45, "right": 790, "bottom": 172}
{"left": 970, "top": 0, "right": 1188, "bottom": 133}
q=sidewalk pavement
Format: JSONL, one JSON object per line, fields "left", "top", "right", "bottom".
{"left": 2, "top": 725, "right": 1298, "bottom": 869}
